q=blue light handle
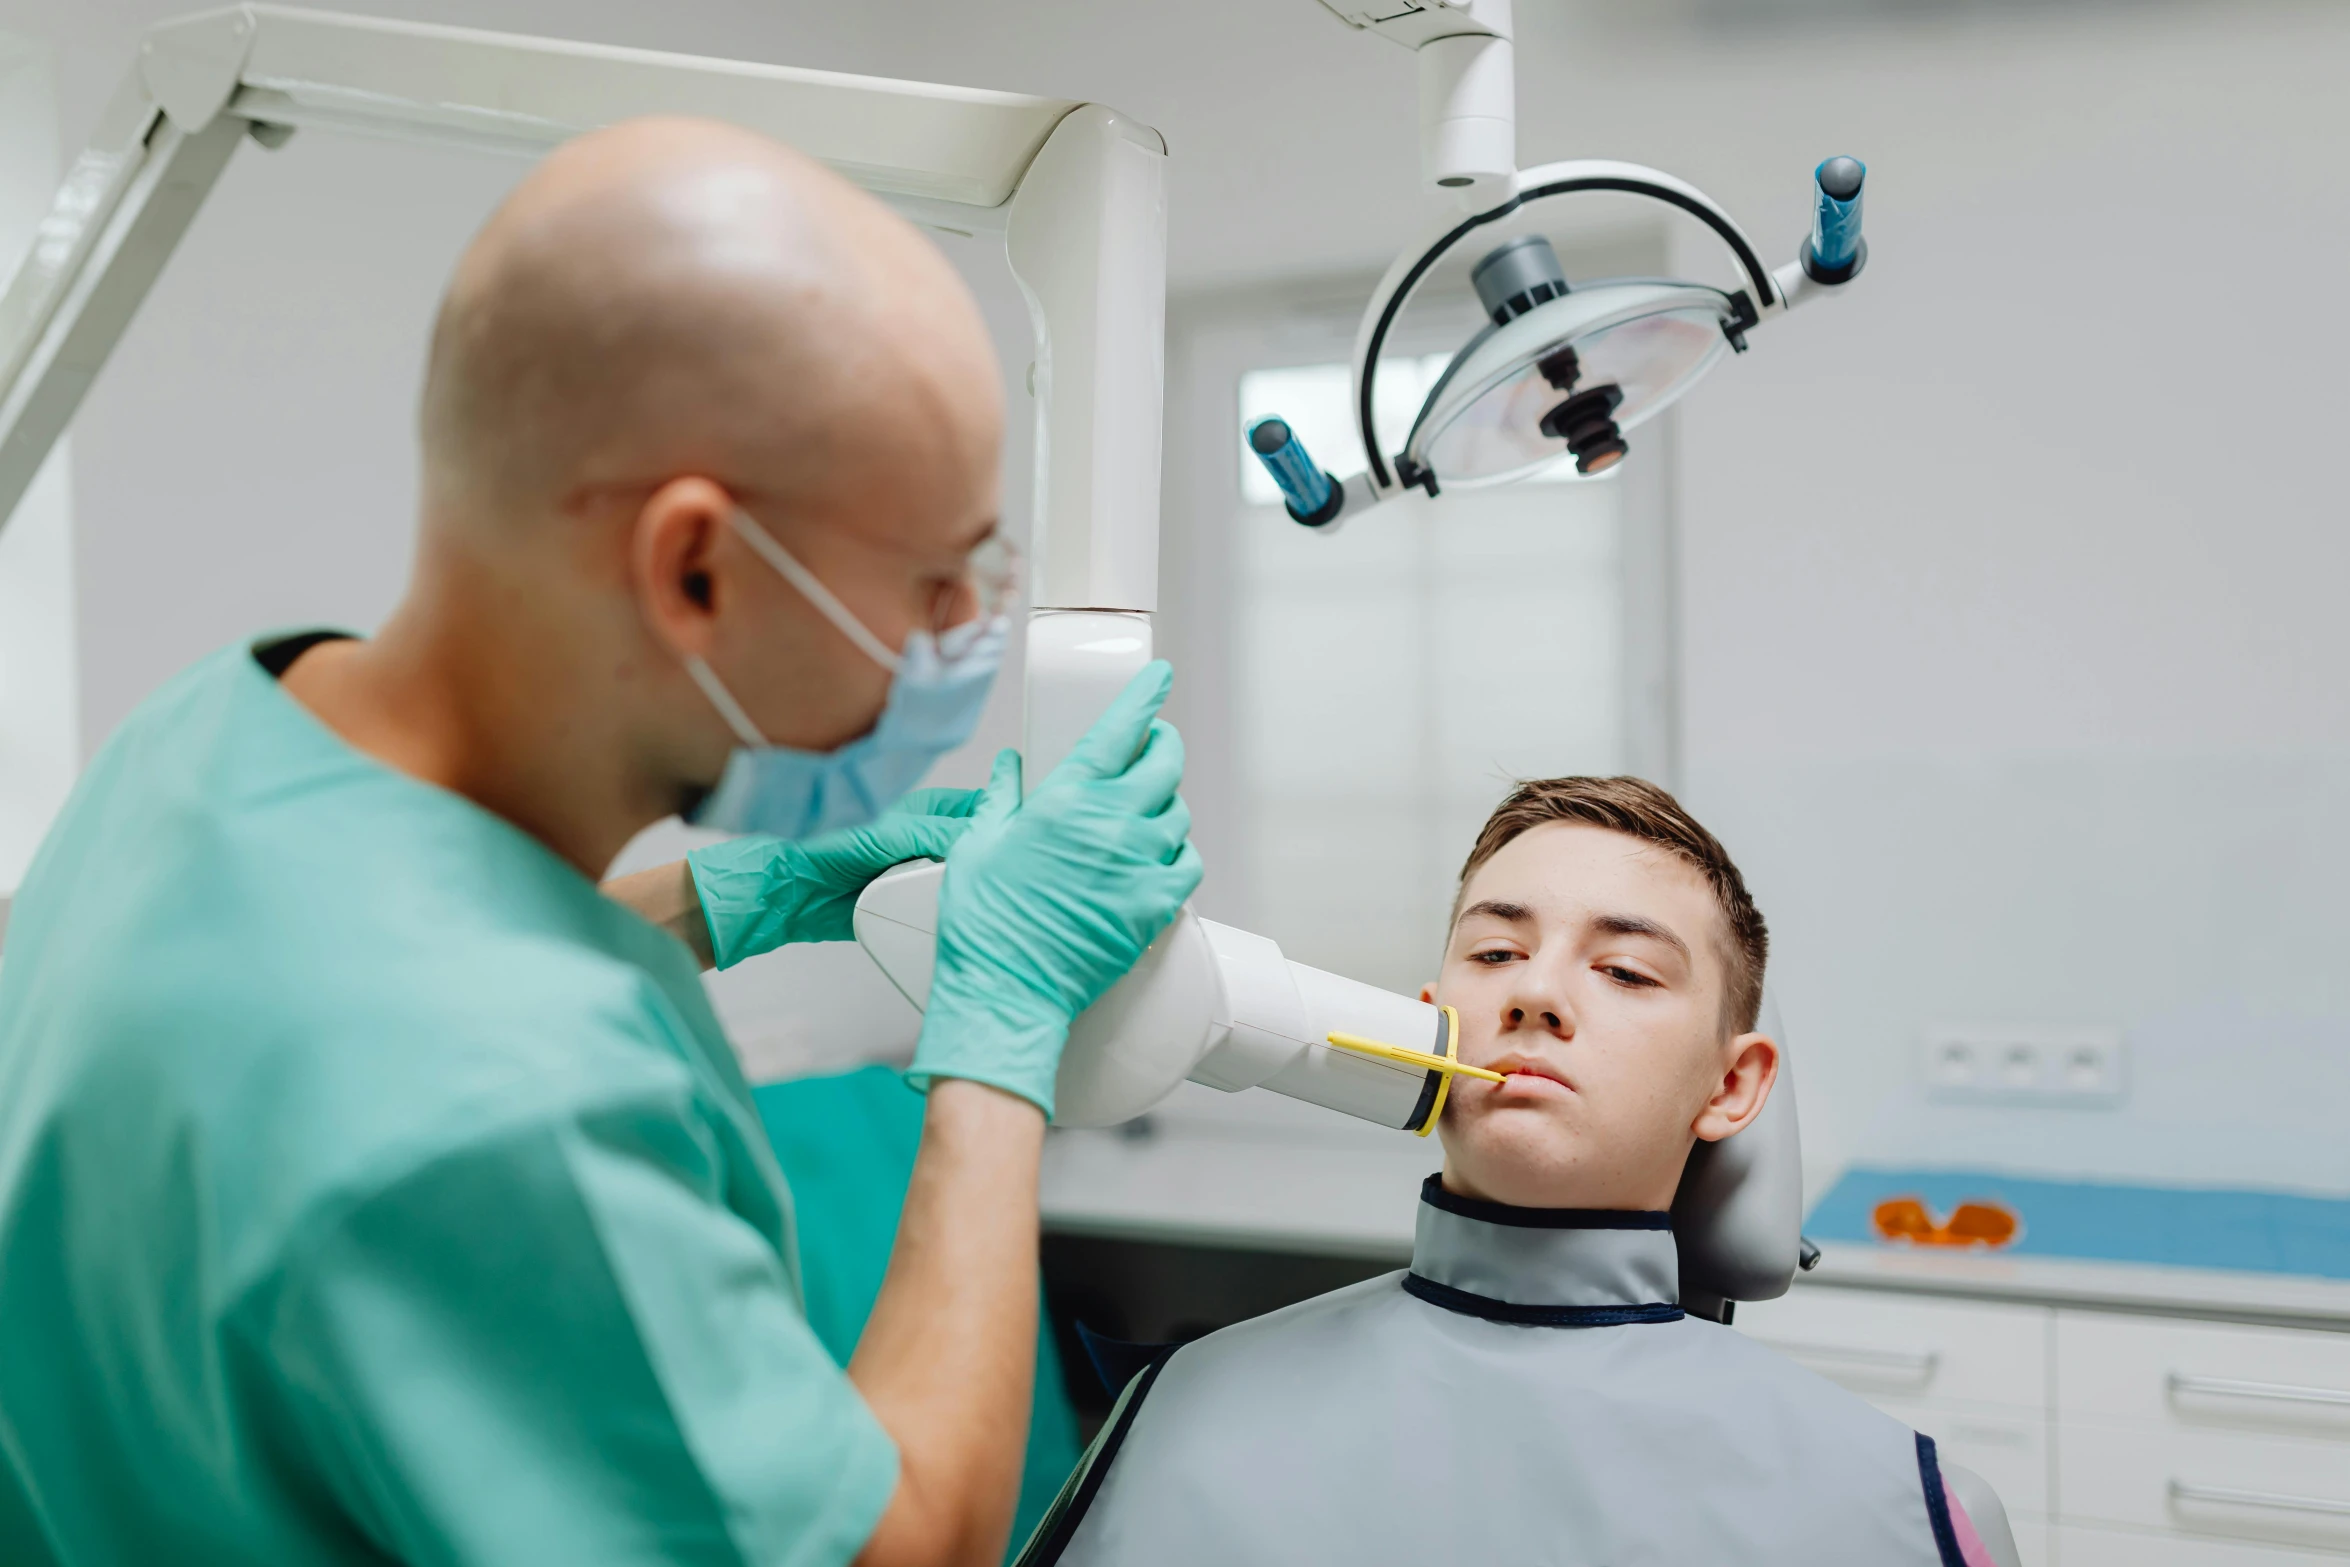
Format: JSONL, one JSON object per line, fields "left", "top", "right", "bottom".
{"left": 1805, "top": 156, "right": 1866, "bottom": 283}
{"left": 1247, "top": 417, "right": 1342, "bottom": 526}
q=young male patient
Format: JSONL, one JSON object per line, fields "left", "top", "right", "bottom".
{"left": 1020, "top": 778, "right": 2012, "bottom": 1567}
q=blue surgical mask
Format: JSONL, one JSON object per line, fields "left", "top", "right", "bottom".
{"left": 682, "top": 508, "right": 1008, "bottom": 839}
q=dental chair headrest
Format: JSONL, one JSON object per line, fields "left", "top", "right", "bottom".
{"left": 1670, "top": 994, "right": 1804, "bottom": 1322}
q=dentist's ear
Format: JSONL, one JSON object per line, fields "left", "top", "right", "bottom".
{"left": 1692, "top": 1033, "right": 1778, "bottom": 1143}
{"left": 630, "top": 475, "right": 736, "bottom": 664}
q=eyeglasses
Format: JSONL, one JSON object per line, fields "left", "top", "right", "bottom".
{"left": 1870, "top": 1196, "right": 2020, "bottom": 1250}
{"left": 726, "top": 501, "right": 1022, "bottom": 673}
{"left": 924, "top": 528, "right": 1022, "bottom": 636}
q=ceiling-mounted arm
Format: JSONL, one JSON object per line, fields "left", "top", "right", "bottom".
{"left": 1318, "top": 0, "right": 1514, "bottom": 202}
{"left": 0, "top": 2, "right": 1085, "bottom": 540}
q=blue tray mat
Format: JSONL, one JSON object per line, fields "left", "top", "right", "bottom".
{"left": 1807, "top": 1167, "right": 2350, "bottom": 1280}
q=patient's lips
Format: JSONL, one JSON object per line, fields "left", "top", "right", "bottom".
{"left": 1484, "top": 1052, "right": 1574, "bottom": 1097}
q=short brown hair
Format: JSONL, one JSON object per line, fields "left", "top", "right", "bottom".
{"left": 1454, "top": 776, "right": 1769, "bottom": 1033}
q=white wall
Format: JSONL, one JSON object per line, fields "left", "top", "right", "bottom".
{"left": 6, "top": 0, "right": 2348, "bottom": 1196}
{"left": 1641, "top": 6, "right": 2350, "bottom": 1197}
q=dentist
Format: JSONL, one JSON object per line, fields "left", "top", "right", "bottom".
{"left": 0, "top": 117, "right": 1197, "bottom": 1567}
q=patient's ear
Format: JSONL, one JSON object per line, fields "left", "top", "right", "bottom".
{"left": 1419, "top": 983, "right": 1437, "bottom": 1004}
{"left": 1691, "top": 1033, "right": 1778, "bottom": 1143}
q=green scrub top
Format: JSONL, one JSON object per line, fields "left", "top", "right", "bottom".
{"left": 0, "top": 642, "right": 897, "bottom": 1565}
{"left": 753, "top": 1068, "right": 1082, "bottom": 1559}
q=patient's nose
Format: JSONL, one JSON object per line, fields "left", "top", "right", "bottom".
{"left": 1502, "top": 980, "right": 1572, "bottom": 1037}
{"left": 1498, "top": 960, "right": 1574, "bottom": 1039}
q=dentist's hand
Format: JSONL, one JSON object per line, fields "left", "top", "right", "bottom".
{"left": 686, "top": 789, "right": 983, "bottom": 967}
{"left": 908, "top": 662, "right": 1202, "bottom": 1117}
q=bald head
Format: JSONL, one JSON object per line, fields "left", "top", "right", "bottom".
{"left": 420, "top": 117, "right": 1000, "bottom": 539}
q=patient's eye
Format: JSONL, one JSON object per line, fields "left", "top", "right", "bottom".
{"left": 1468, "top": 947, "right": 1519, "bottom": 966}
{"left": 1600, "top": 963, "right": 1659, "bottom": 988}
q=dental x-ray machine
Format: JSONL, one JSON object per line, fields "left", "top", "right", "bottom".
{"left": 0, "top": 0, "right": 1862, "bottom": 1321}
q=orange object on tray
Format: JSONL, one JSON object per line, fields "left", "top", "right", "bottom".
{"left": 1870, "top": 1195, "right": 2020, "bottom": 1249}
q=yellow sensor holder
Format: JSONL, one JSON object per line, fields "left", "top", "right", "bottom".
{"left": 1325, "top": 1006, "right": 1487, "bottom": 1137}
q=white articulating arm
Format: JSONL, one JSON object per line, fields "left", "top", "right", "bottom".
{"left": 0, "top": 2, "right": 1176, "bottom": 587}
{"left": 1004, "top": 106, "right": 1167, "bottom": 776}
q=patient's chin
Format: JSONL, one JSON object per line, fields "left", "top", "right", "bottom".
{"left": 1442, "top": 1100, "right": 1587, "bottom": 1200}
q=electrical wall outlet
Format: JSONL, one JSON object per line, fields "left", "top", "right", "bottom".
{"left": 1921, "top": 1025, "right": 2127, "bottom": 1107}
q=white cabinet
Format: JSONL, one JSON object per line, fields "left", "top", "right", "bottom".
{"left": 1739, "top": 1283, "right": 2350, "bottom": 1565}
{"left": 2058, "top": 1315, "right": 2350, "bottom": 1558}
{"left": 1735, "top": 1288, "right": 2057, "bottom": 1566}
{"left": 1737, "top": 1288, "right": 2049, "bottom": 1411}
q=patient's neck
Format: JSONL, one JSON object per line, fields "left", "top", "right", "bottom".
{"left": 1438, "top": 1147, "right": 1687, "bottom": 1212}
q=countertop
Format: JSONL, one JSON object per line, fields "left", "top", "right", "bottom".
{"left": 1040, "top": 1089, "right": 2350, "bottom": 1331}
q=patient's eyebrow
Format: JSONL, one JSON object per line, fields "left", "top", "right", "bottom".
{"left": 1593, "top": 913, "right": 1690, "bottom": 960}
{"left": 1457, "top": 899, "right": 1533, "bottom": 925}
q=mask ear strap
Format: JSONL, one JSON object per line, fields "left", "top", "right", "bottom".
{"left": 684, "top": 657, "right": 769, "bottom": 749}
{"left": 728, "top": 509, "right": 903, "bottom": 673}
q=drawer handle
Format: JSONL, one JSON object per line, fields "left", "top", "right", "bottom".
{"left": 1755, "top": 1340, "right": 1940, "bottom": 1386}
{"left": 2168, "top": 1372, "right": 2350, "bottom": 1411}
{"left": 2169, "top": 1480, "right": 2350, "bottom": 1520}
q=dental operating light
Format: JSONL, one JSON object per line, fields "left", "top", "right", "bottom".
{"left": 1251, "top": 0, "right": 1870, "bottom": 529}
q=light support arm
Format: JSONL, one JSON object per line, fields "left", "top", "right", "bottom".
{"left": 1319, "top": 0, "right": 1515, "bottom": 200}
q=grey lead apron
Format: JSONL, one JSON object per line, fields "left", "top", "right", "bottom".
{"left": 1024, "top": 1176, "right": 1967, "bottom": 1567}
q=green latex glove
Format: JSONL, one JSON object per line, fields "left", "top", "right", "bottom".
{"left": 687, "top": 787, "right": 982, "bottom": 969}
{"left": 908, "top": 662, "right": 1203, "bottom": 1118}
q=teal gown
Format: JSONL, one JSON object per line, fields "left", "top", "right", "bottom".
{"left": 753, "top": 1066, "right": 1082, "bottom": 1560}
{"left": 0, "top": 640, "right": 1073, "bottom": 1565}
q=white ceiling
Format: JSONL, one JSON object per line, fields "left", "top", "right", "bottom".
{"left": 8, "top": 0, "right": 2258, "bottom": 293}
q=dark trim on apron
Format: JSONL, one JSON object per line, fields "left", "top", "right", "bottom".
{"left": 1418, "top": 1174, "right": 1672, "bottom": 1231}
{"left": 1018, "top": 1347, "right": 1179, "bottom": 1566}
{"left": 1401, "top": 1272, "right": 1685, "bottom": 1327}
{"left": 1916, "top": 1432, "right": 1966, "bottom": 1567}
{"left": 1073, "top": 1322, "right": 1180, "bottom": 1402}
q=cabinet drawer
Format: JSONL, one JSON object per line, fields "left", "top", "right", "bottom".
{"left": 2059, "top": 1423, "right": 2350, "bottom": 1555}
{"left": 1734, "top": 1286, "right": 2049, "bottom": 1410}
{"left": 2055, "top": 1522, "right": 2350, "bottom": 1566}
{"left": 2058, "top": 1313, "right": 2350, "bottom": 1442}
{"left": 1866, "top": 1394, "right": 2050, "bottom": 1518}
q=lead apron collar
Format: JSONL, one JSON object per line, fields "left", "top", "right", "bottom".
{"left": 1406, "top": 1175, "right": 1683, "bottom": 1324}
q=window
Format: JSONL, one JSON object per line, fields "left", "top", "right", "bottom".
{"left": 0, "top": 36, "right": 77, "bottom": 898}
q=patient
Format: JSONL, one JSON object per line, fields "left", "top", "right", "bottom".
{"left": 1020, "top": 778, "right": 2009, "bottom": 1567}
